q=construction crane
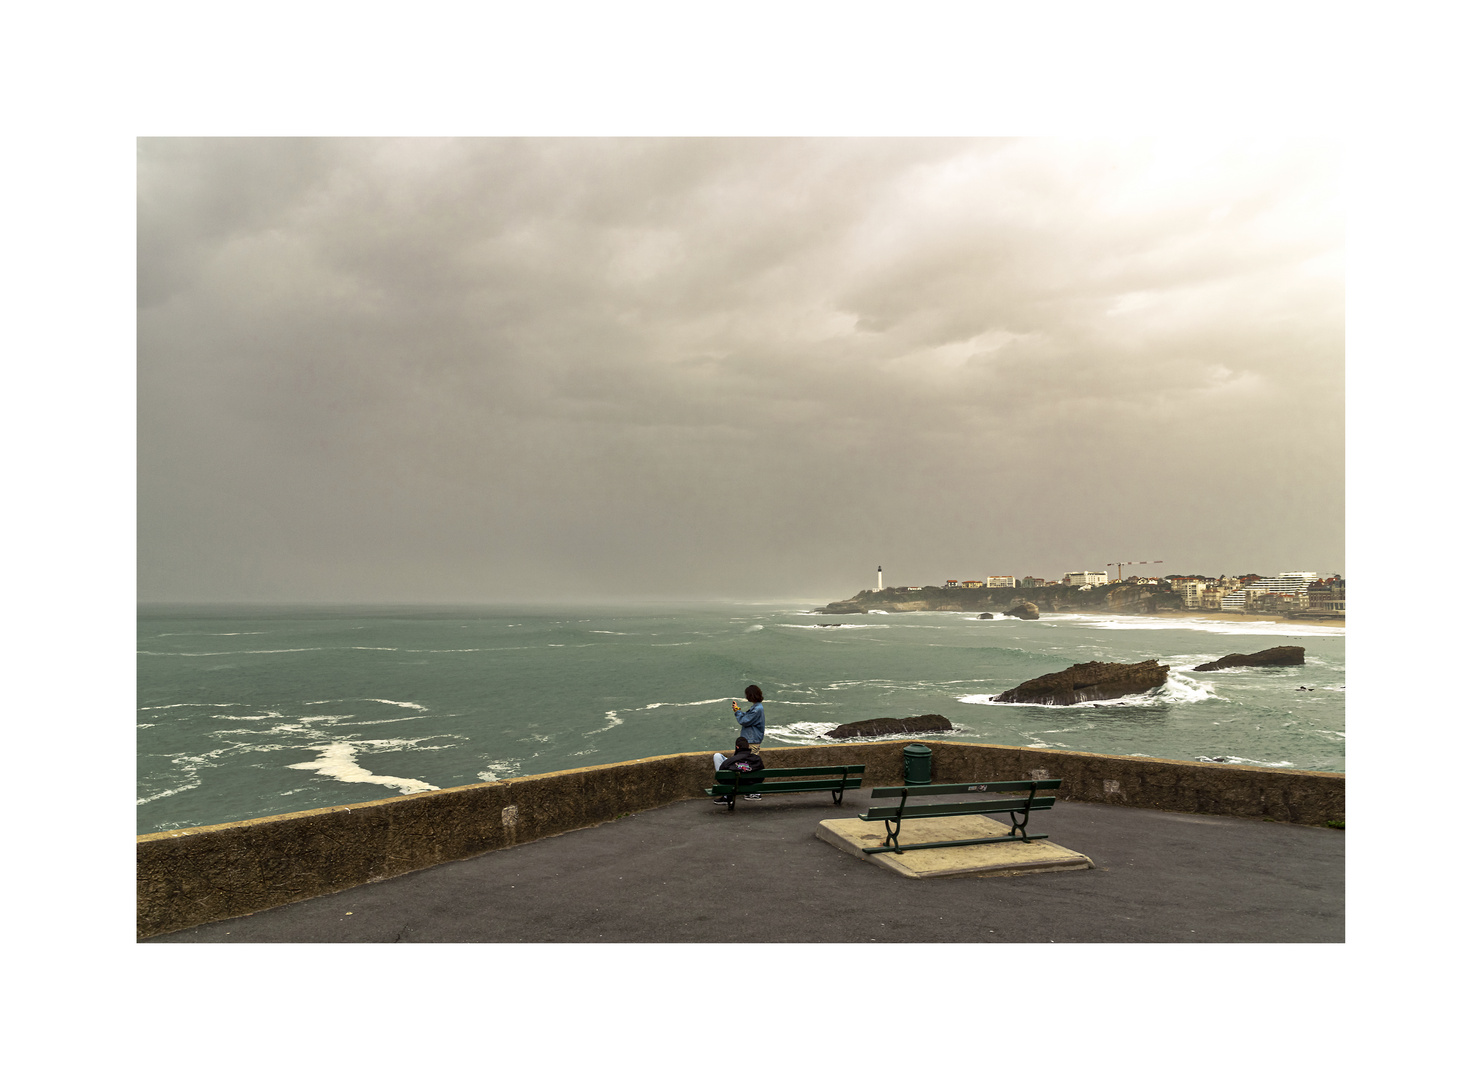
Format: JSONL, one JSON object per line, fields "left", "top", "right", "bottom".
{"left": 1107, "top": 560, "right": 1162, "bottom": 582}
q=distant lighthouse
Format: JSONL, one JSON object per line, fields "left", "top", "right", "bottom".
{"left": 877, "top": 565, "right": 883, "bottom": 591}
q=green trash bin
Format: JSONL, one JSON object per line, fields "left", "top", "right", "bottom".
{"left": 903, "top": 743, "right": 932, "bottom": 785}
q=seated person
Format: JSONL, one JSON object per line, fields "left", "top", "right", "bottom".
{"left": 712, "top": 737, "right": 765, "bottom": 803}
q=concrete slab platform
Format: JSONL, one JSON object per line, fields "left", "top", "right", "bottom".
{"left": 816, "top": 814, "right": 1094, "bottom": 879}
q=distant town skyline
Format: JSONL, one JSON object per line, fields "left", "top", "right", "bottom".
{"left": 139, "top": 138, "right": 1343, "bottom": 603}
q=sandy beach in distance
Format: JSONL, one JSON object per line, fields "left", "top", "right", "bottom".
{"left": 1116, "top": 609, "right": 1345, "bottom": 630}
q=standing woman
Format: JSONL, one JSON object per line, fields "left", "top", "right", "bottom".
{"left": 732, "top": 684, "right": 766, "bottom": 746}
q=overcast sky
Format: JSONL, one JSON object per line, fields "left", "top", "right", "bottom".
{"left": 138, "top": 137, "right": 1343, "bottom": 603}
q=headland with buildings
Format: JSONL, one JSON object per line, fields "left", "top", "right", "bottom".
{"left": 817, "top": 569, "right": 1344, "bottom": 625}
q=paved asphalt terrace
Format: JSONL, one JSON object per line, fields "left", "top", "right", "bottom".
{"left": 146, "top": 790, "right": 1344, "bottom": 943}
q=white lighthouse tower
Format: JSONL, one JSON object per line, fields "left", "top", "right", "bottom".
{"left": 877, "top": 565, "right": 883, "bottom": 591}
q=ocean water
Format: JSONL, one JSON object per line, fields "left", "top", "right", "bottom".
{"left": 137, "top": 603, "right": 1345, "bottom": 834}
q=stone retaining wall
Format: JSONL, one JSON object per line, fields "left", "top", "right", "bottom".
{"left": 137, "top": 741, "right": 1344, "bottom": 939}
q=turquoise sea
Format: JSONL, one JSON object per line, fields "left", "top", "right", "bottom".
{"left": 136, "top": 603, "right": 1345, "bottom": 834}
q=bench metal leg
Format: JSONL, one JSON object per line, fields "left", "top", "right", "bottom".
{"left": 880, "top": 817, "right": 902, "bottom": 851}
{"left": 1008, "top": 806, "right": 1030, "bottom": 840}
{"left": 1007, "top": 783, "right": 1039, "bottom": 841}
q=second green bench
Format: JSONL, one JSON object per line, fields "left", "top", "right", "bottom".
{"left": 859, "top": 778, "right": 1063, "bottom": 853}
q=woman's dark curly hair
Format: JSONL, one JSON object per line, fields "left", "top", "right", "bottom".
{"left": 744, "top": 684, "right": 764, "bottom": 703}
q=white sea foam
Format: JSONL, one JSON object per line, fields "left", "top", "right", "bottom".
{"left": 1194, "top": 754, "right": 1296, "bottom": 768}
{"left": 286, "top": 742, "right": 439, "bottom": 794}
{"left": 137, "top": 746, "right": 231, "bottom": 805}
{"left": 138, "top": 702, "right": 244, "bottom": 711}
{"left": 764, "top": 721, "right": 848, "bottom": 744}
{"left": 641, "top": 697, "right": 729, "bottom": 709}
{"left": 136, "top": 781, "right": 202, "bottom": 805}
{"left": 1064, "top": 613, "right": 1344, "bottom": 637}
{"left": 780, "top": 623, "right": 874, "bottom": 630}
{"left": 651, "top": 642, "right": 693, "bottom": 646}
{"left": 368, "top": 699, "right": 427, "bottom": 710}
{"left": 1160, "top": 671, "right": 1222, "bottom": 704}
{"left": 744, "top": 624, "right": 765, "bottom": 632}
{"left": 586, "top": 712, "right": 625, "bottom": 734}
{"left": 138, "top": 647, "right": 322, "bottom": 657}
{"left": 158, "top": 631, "right": 270, "bottom": 637}
{"left": 250, "top": 717, "right": 340, "bottom": 737}
{"left": 477, "top": 759, "right": 522, "bottom": 781}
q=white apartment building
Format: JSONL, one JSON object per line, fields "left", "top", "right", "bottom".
{"left": 1221, "top": 572, "right": 1317, "bottom": 611}
{"left": 1181, "top": 582, "right": 1205, "bottom": 609}
{"left": 986, "top": 576, "right": 1015, "bottom": 588}
{"left": 1064, "top": 571, "right": 1109, "bottom": 587}
{"left": 1246, "top": 572, "right": 1317, "bottom": 595}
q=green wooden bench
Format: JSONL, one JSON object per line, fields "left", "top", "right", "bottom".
{"left": 707, "top": 764, "right": 866, "bottom": 812}
{"left": 859, "top": 778, "right": 1063, "bottom": 853}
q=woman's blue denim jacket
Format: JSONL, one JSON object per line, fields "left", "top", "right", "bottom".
{"left": 735, "top": 702, "right": 765, "bottom": 744}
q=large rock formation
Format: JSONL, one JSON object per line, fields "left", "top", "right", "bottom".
{"left": 993, "top": 660, "right": 1169, "bottom": 706}
{"left": 1002, "top": 600, "right": 1040, "bottom": 620}
{"left": 1193, "top": 646, "right": 1305, "bottom": 672}
{"left": 823, "top": 714, "right": 952, "bottom": 739}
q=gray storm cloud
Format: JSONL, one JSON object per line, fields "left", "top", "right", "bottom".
{"left": 138, "top": 137, "right": 1342, "bottom": 602}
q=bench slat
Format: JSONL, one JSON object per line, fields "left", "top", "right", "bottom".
{"left": 869, "top": 779, "right": 1062, "bottom": 798}
{"left": 717, "top": 766, "right": 864, "bottom": 779}
{"left": 860, "top": 797, "right": 1056, "bottom": 821}
{"left": 709, "top": 779, "right": 864, "bottom": 795}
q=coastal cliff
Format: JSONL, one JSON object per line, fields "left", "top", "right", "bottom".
{"left": 816, "top": 583, "right": 1184, "bottom": 616}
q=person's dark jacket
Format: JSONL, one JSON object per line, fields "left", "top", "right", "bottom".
{"left": 718, "top": 749, "right": 765, "bottom": 786}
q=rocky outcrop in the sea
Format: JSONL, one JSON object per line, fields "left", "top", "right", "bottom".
{"left": 1193, "top": 646, "right": 1305, "bottom": 672}
{"left": 977, "top": 612, "right": 995, "bottom": 620}
{"left": 823, "top": 714, "right": 952, "bottom": 739}
{"left": 1002, "top": 600, "right": 1039, "bottom": 620}
{"left": 993, "top": 660, "right": 1169, "bottom": 706}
